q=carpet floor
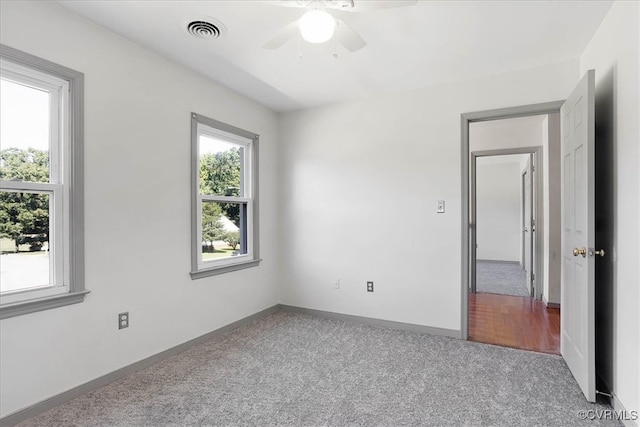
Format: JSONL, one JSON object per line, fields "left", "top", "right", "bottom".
{"left": 18, "top": 311, "right": 619, "bottom": 427}
{"left": 476, "top": 260, "right": 530, "bottom": 297}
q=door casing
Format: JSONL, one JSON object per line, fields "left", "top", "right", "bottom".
{"left": 461, "top": 101, "right": 564, "bottom": 340}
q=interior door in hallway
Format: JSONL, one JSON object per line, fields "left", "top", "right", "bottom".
{"left": 561, "top": 69, "right": 596, "bottom": 402}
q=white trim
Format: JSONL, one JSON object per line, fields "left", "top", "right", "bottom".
{"left": 0, "top": 185, "right": 65, "bottom": 292}
{"left": 0, "top": 283, "right": 70, "bottom": 305}
{"left": 196, "top": 124, "right": 253, "bottom": 199}
{"left": 0, "top": 58, "right": 69, "bottom": 91}
{"left": 0, "top": 62, "right": 69, "bottom": 297}
{"left": 191, "top": 113, "right": 260, "bottom": 278}
{"left": 0, "top": 182, "right": 63, "bottom": 192}
{"left": 610, "top": 392, "right": 640, "bottom": 427}
{"left": 0, "top": 43, "right": 86, "bottom": 319}
{"left": 198, "top": 123, "right": 253, "bottom": 149}
{"left": 200, "top": 195, "right": 252, "bottom": 203}
{"left": 196, "top": 200, "right": 254, "bottom": 270}
{"left": 0, "top": 60, "right": 69, "bottom": 186}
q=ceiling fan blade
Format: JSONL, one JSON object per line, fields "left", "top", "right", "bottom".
{"left": 350, "top": 0, "right": 418, "bottom": 12}
{"left": 335, "top": 19, "right": 366, "bottom": 52}
{"left": 263, "top": 21, "right": 299, "bottom": 49}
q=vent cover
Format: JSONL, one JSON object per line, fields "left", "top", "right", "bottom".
{"left": 186, "top": 19, "right": 225, "bottom": 40}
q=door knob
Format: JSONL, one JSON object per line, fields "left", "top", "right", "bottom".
{"left": 573, "top": 247, "right": 587, "bottom": 257}
{"left": 590, "top": 248, "right": 605, "bottom": 257}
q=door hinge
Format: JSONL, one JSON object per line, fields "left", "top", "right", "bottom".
{"left": 531, "top": 164, "right": 535, "bottom": 172}
{"left": 531, "top": 219, "right": 536, "bottom": 231}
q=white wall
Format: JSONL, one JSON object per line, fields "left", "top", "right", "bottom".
{"left": 279, "top": 59, "right": 578, "bottom": 331}
{"left": 0, "top": 1, "right": 280, "bottom": 418}
{"left": 476, "top": 156, "right": 524, "bottom": 262}
{"left": 580, "top": 0, "right": 640, "bottom": 418}
{"left": 470, "top": 115, "right": 546, "bottom": 152}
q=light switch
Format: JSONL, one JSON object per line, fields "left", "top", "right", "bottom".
{"left": 437, "top": 200, "right": 445, "bottom": 213}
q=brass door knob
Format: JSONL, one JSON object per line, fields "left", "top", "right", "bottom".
{"left": 573, "top": 247, "right": 587, "bottom": 257}
{"left": 594, "top": 249, "right": 605, "bottom": 257}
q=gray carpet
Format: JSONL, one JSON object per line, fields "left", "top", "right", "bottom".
{"left": 476, "top": 260, "right": 530, "bottom": 297}
{"left": 18, "top": 311, "right": 619, "bottom": 427}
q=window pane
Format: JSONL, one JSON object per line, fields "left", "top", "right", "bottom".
{"left": 201, "top": 200, "right": 247, "bottom": 262}
{"left": 199, "top": 135, "right": 243, "bottom": 196}
{"left": 0, "top": 79, "right": 51, "bottom": 183}
{"left": 0, "top": 191, "right": 51, "bottom": 292}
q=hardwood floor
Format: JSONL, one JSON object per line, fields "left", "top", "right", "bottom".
{"left": 469, "top": 292, "right": 560, "bottom": 355}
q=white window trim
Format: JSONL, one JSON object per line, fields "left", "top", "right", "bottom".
{"left": 196, "top": 196, "right": 254, "bottom": 271}
{"left": 190, "top": 113, "right": 260, "bottom": 279}
{"left": 1, "top": 63, "right": 68, "bottom": 300}
{"left": 0, "top": 44, "right": 87, "bottom": 319}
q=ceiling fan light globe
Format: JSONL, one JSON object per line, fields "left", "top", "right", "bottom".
{"left": 299, "top": 10, "right": 336, "bottom": 44}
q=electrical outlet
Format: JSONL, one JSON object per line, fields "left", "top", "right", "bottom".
{"left": 367, "top": 281, "right": 374, "bottom": 292}
{"left": 118, "top": 312, "right": 129, "bottom": 329}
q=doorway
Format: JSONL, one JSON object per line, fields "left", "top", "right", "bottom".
{"left": 461, "top": 102, "right": 563, "bottom": 354}
{"left": 469, "top": 147, "right": 559, "bottom": 354}
{"left": 472, "top": 152, "right": 535, "bottom": 299}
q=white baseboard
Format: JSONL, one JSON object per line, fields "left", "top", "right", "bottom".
{"left": 610, "top": 392, "right": 639, "bottom": 427}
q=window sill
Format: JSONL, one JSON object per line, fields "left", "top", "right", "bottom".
{"left": 190, "top": 259, "right": 261, "bottom": 280}
{"left": 0, "top": 290, "right": 90, "bottom": 320}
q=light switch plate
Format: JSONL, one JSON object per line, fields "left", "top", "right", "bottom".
{"left": 437, "top": 200, "right": 445, "bottom": 213}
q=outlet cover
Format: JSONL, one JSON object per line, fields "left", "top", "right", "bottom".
{"left": 367, "top": 281, "right": 374, "bottom": 292}
{"left": 118, "top": 312, "right": 129, "bottom": 329}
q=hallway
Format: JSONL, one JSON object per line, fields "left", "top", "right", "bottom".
{"left": 475, "top": 260, "right": 530, "bottom": 297}
{"left": 469, "top": 292, "right": 560, "bottom": 355}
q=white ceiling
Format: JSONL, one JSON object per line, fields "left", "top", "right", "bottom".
{"left": 57, "top": 0, "right": 613, "bottom": 112}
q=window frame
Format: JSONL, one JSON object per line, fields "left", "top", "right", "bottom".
{"left": 0, "top": 44, "right": 86, "bottom": 319}
{"left": 190, "top": 113, "right": 260, "bottom": 279}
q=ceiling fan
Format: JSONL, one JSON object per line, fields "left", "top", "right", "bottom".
{"left": 263, "top": 0, "right": 418, "bottom": 53}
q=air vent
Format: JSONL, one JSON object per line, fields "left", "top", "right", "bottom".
{"left": 186, "top": 19, "right": 225, "bottom": 40}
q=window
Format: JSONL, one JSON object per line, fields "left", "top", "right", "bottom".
{"left": 191, "top": 113, "right": 260, "bottom": 278}
{"left": 0, "top": 45, "right": 86, "bottom": 319}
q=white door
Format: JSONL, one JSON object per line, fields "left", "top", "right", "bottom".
{"left": 561, "top": 69, "right": 596, "bottom": 402}
{"left": 523, "top": 156, "right": 533, "bottom": 296}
